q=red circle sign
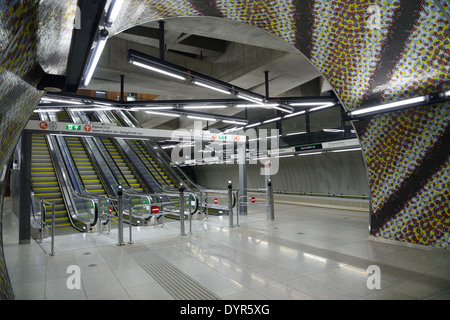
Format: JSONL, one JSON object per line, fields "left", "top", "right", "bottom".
{"left": 39, "top": 121, "right": 48, "bottom": 129}
{"left": 214, "top": 198, "right": 218, "bottom": 204}
{"left": 84, "top": 124, "right": 92, "bottom": 132}
{"left": 251, "top": 197, "right": 256, "bottom": 203}
{"left": 151, "top": 206, "right": 159, "bottom": 214}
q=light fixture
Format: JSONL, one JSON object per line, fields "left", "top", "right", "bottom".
{"left": 183, "top": 105, "right": 227, "bottom": 109}
{"left": 283, "top": 110, "right": 306, "bottom": 119}
{"left": 272, "top": 105, "right": 294, "bottom": 113}
{"left": 236, "top": 93, "right": 264, "bottom": 104}
{"left": 349, "top": 96, "right": 427, "bottom": 116}
{"left": 245, "top": 122, "right": 261, "bottom": 128}
{"left": 192, "top": 80, "right": 231, "bottom": 95}
{"left": 222, "top": 120, "right": 247, "bottom": 125}
{"left": 105, "top": 0, "right": 124, "bottom": 27}
{"left": 40, "top": 97, "right": 83, "bottom": 105}
{"left": 309, "top": 103, "right": 335, "bottom": 112}
{"left": 276, "top": 154, "right": 295, "bottom": 158}
{"left": 187, "top": 115, "right": 217, "bottom": 121}
{"left": 130, "top": 60, "right": 186, "bottom": 80}
{"left": 297, "top": 151, "right": 323, "bottom": 156}
{"left": 262, "top": 117, "right": 281, "bottom": 124}
{"left": 286, "top": 131, "right": 306, "bottom": 136}
{"left": 323, "top": 128, "right": 344, "bottom": 133}
{"left": 289, "top": 102, "right": 334, "bottom": 106}
{"left": 33, "top": 108, "right": 62, "bottom": 113}
{"left": 82, "top": 29, "right": 109, "bottom": 87}
{"left": 145, "top": 111, "right": 180, "bottom": 117}
{"left": 130, "top": 106, "right": 174, "bottom": 110}
{"left": 331, "top": 148, "right": 361, "bottom": 153}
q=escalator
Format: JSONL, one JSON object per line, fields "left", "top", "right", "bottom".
{"left": 31, "top": 134, "right": 71, "bottom": 230}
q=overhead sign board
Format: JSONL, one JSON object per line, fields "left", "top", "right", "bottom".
{"left": 25, "top": 120, "right": 246, "bottom": 142}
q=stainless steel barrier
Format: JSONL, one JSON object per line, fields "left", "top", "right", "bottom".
{"left": 237, "top": 178, "right": 275, "bottom": 222}
{"left": 33, "top": 195, "right": 56, "bottom": 256}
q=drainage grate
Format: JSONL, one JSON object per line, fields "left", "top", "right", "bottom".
{"left": 126, "top": 245, "right": 221, "bottom": 300}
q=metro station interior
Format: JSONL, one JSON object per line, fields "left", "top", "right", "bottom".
{"left": 0, "top": 0, "right": 449, "bottom": 301}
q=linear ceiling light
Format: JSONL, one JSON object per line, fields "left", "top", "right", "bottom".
{"left": 263, "top": 117, "right": 281, "bottom": 124}
{"left": 323, "top": 128, "right": 344, "bottom": 133}
{"left": 286, "top": 131, "right": 306, "bottom": 136}
{"left": 187, "top": 115, "right": 217, "bottom": 121}
{"left": 105, "top": 0, "right": 124, "bottom": 27}
{"left": 283, "top": 110, "right": 306, "bottom": 119}
{"left": 130, "top": 106, "right": 174, "bottom": 110}
{"left": 130, "top": 60, "right": 186, "bottom": 80}
{"left": 237, "top": 93, "right": 264, "bottom": 104}
{"left": 192, "top": 80, "right": 231, "bottom": 95}
{"left": 183, "top": 105, "right": 227, "bottom": 109}
{"left": 222, "top": 120, "right": 247, "bottom": 125}
{"left": 272, "top": 105, "right": 294, "bottom": 113}
{"left": 297, "top": 151, "right": 323, "bottom": 156}
{"left": 245, "top": 122, "right": 261, "bottom": 128}
{"left": 349, "top": 96, "right": 427, "bottom": 116}
{"left": 145, "top": 111, "right": 180, "bottom": 117}
{"left": 331, "top": 148, "right": 361, "bottom": 153}
{"left": 82, "top": 29, "right": 108, "bottom": 87}
{"left": 33, "top": 108, "right": 62, "bottom": 113}
{"left": 41, "top": 97, "right": 83, "bottom": 105}
{"left": 289, "top": 102, "right": 332, "bottom": 106}
{"left": 309, "top": 103, "right": 335, "bottom": 112}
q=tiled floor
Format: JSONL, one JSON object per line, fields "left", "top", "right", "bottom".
{"left": 2, "top": 196, "right": 450, "bottom": 300}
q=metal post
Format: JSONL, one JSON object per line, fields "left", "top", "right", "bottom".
{"left": 50, "top": 203, "right": 55, "bottom": 256}
{"left": 128, "top": 197, "right": 133, "bottom": 244}
{"left": 117, "top": 185, "right": 124, "bottom": 246}
{"left": 228, "top": 181, "right": 233, "bottom": 228}
{"left": 120, "top": 75, "right": 125, "bottom": 102}
{"left": 188, "top": 195, "right": 192, "bottom": 234}
{"left": 39, "top": 200, "right": 45, "bottom": 243}
{"left": 235, "top": 189, "right": 240, "bottom": 227}
{"left": 179, "top": 183, "right": 186, "bottom": 236}
{"left": 266, "top": 178, "right": 275, "bottom": 221}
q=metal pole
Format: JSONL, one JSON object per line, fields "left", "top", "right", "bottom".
{"left": 235, "top": 189, "right": 240, "bottom": 227}
{"left": 128, "top": 196, "right": 133, "bottom": 244}
{"left": 159, "top": 20, "right": 165, "bottom": 61}
{"left": 39, "top": 200, "right": 45, "bottom": 243}
{"left": 179, "top": 183, "right": 186, "bottom": 236}
{"left": 117, "top": 185, "right": 124, "bottom": 246}
{"left": 228, "top": 181, "right": 233, "bottom": 228}
{"left": 50, "top": 203, "right": 55, "bottom": 256}
{"left": 188, "top": 195, "right": 192, "bottom": 234}
{"left": 267, "top": 178, "right": 275, "bottom": 221}
{"left": 120, "top": 75, "right": 125, "bottom": 102}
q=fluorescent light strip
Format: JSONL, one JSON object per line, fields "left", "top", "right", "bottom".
{"left": 237, "top": 93, "right": 264, "bottom": 104}
{"left": 273, "top": 105, "right": 293, "bottom": 113}
{"left": 187, "top": 115, "right": 216, "bottom": 121}
{"left": 277, "top": 154, "right": 295, "bottom": 158}
{"left": 349, "top": 96, "right": 427, "bottom": 116}
{"left": 331, "top": 148, "right": 361, "bottom": 153}
{"left": 131, "top": 60, "right": 186, "bottom": 80}
{"left": 309, "top": 103, "right": 335, "bottom": 112}
{"left": 130, "top": 106, "right": 173, "bottom": 110}
{"left": 41, "top": 97, "right": 83, "bottom": 105}
{"left": 297, "top": 151, "right": 323, "bottom": 156}
{"left": 245, "top": 122, "right": 261, "bottom": 128}
{"left": 145, "top": 111, "right": 180, "bottom": 117}
{"left": 263, "top": 117, "right": 281, "bottom": 124}
{"left": 323, "top": 129, "right": 344, "bottom": 132}
{"left": 83, "top": 34, "right": 107, "bottom": 87}
{"left": 193, "top": 80, "right": 231, "bottom": 95}
{"left": 105, "top": 0, "right": 124, "bottom": 26}
{"left": 222, "top": 120, "right": 247, "bottom": 125}
{"left": 289, "top": 102, "right": 333, "bottom": 106}
{"left": 283, "top": 110, "right": 305, "bottom": 119}
{"left": 445, "top": 90, "right": 450, "bottom": 97}
{"left": 286, "top": 131, "right": 306, "bottom": 136}
{"left": 33, "top": 109, "right": 61, "bottom": 113}
{"left": 183, "top": 105, "right": 227, "bottom": 109}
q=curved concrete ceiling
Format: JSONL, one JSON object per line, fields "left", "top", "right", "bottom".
{"left": 85, "top": 16, "right": 331, "bottom": 130}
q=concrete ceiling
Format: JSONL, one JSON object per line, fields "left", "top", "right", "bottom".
{"left": 85, "top": 16, "right": 331, "bottom": 130}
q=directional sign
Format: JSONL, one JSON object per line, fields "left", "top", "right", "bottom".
{"left": 214, "top": 198, "right": 218, "bottom": 204}
{"left": 151, "top": 206, "right": 159, "bottom": 214}
{"left": 66, "top": 124, "right": 81, "bottom": 131}
{"left": 251, "top": 197, "right": 256, "bottom": 203}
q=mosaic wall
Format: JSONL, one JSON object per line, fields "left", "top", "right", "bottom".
{"left": 0, "top": 0, "right": 449, "bottom": 299}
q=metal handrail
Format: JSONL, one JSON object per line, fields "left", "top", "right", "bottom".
{"left": 32, "top": 194, "right": 56, "bottom": 256}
